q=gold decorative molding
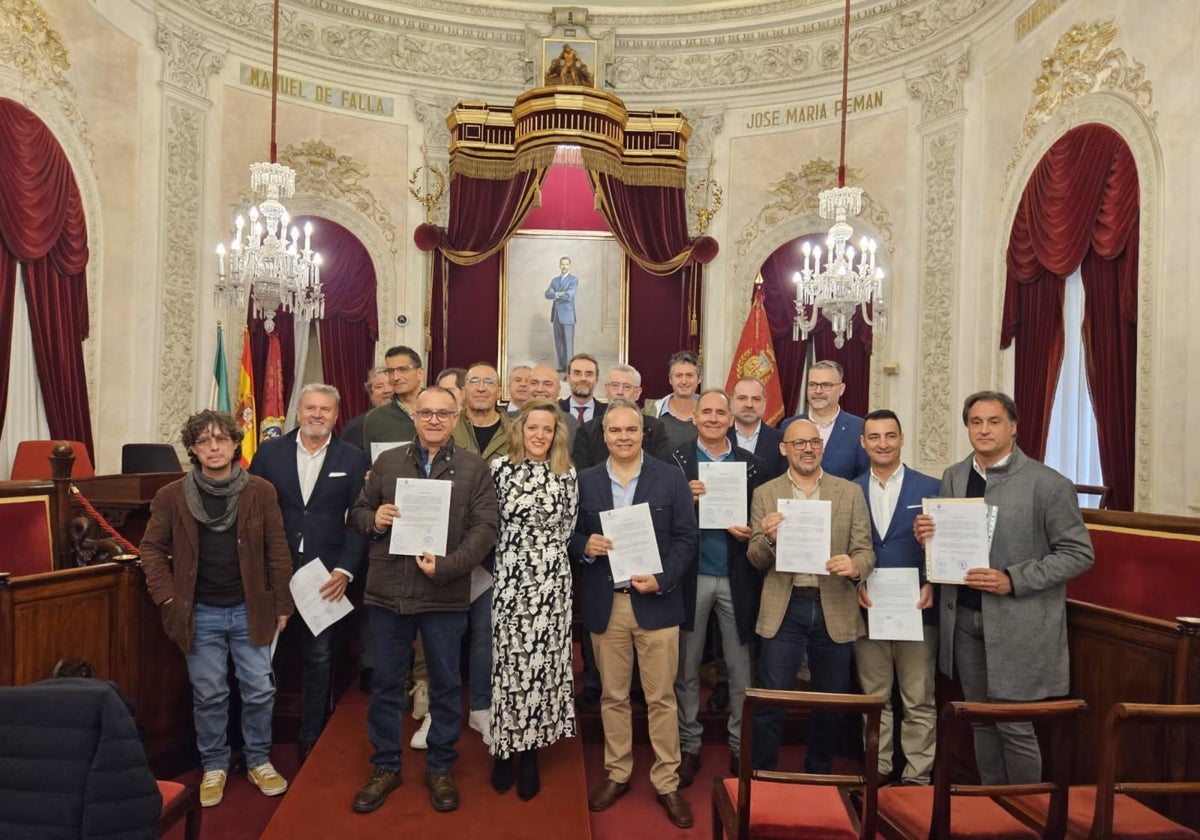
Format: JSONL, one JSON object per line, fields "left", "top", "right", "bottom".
{"left": 0, "top": 0, "right": 93, "bottom": 158}
{"left": 1006, "top": 20, "right": 1154, "bottom": 181}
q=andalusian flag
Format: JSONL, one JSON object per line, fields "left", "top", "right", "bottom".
{"left": 259, "top": 332, "right": 286, "bottom": 441}
{"left": 726, "top": 285, "right": 786, "bottom": 426}
{"left": 236, "top": 329, "right": 257, "bottom": 466}
{"left": 210, "top": 325, "right": 231, "bottom": 413}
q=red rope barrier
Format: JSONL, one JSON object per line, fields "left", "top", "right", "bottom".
{"left": 71, "top": 485, "right": 139, "bottom": 555}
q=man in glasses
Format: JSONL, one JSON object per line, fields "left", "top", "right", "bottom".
{"left": 779, "top": 360, "right": 869, "bottom": 480}
{"left": 573, "top": 363, "right": 669, "bottom": 471}
{"left": 747, "top": 418, "right": 874, "bottom": 773}
{"left": 363, "top": 345, "right": 425, "bottom": 454}
{"left": 350, "top": 386, "right": 499, "bottom": 815}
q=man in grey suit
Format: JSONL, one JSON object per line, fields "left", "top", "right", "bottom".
{"left": 544, "top": 256, "right": 578, "bottom": 373}
{"left": 747, "top": 418, "right": 874, "bottom": 773}
{"left": 915, "top": 391, "right": 1094, "bottom": 785}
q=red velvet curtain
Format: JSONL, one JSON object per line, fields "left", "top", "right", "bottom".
{"left": 441, "top": 170, "right": 546, "bottom": 266}
{"left": 627, "top": 261, "right": 701, "bottom": 390}
{"left": 759, "top": 237, "right": 872, "bottom": 418}
{"left": 443, "top": 253, "right": 502, "bottom": 369}
{"left": 1002, "top": 123, "right": 1138, "bottom": 508}
{"left": 589, "top": 173, "right": 700, "bottom": 275}
{"left": 0, "top": 99, "right": 92, "bottom": 456}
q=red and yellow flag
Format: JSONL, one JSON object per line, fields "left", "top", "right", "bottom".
{"left": 236, "top": 330, "right": 257, "bottom": 467}
{"left": 725, "top": 286, "right": 786, "bottom": 426}
{"left": 259, "top": 332, "right": 286, "bottom": 441}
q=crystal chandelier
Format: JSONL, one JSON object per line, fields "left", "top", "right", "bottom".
{"left": 213, "top": 0, "right": 323, "bottom": 333}
{"left": 792, "top": 0, "right": 887, "bottom": 349}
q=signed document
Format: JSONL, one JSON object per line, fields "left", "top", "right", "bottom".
{"left": 866, "top": 567, "right": 923, "bottom": 641}
{"left": 289, "top": 558, "right": 354, "bottom": 637}
{"left": 924, "top": 498, "right": 989, "bottom": 584}
{"left": 774, "top": 498, "right": 832, "bottom": 575}
{"left": 389, "top": 477, "right": 451, "bottom": 557}
{"left": 697, "top": 461, "right": 748, "bottom": 529}
{"left": 600, "top": 503, "right": 663, "bottom": 581}
{"left": 370, "top": 441, "right": 408, "bottom": 465}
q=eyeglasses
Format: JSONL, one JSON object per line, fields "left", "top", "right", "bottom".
{"left": 606, "top": 382, "right": 636, "bottom": 393}
{"left": 414, "top": 409, "right": 459, "bottom": 422}
{"left": 467, "top": 377, "right": 498, "bottom": 387}
{"left": 807, "top": 381, "right": 840, "bottom": 392}
{"left": 387, "top": 364, "right": 419, "bottom": 375}
{"left": 195, "top": 434, "right": 233, "bottom": 446}
{"left": 783, "top": 438, "right": 824, "bottom": 451}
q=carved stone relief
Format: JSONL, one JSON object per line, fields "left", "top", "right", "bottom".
{"left": 412, "top": 93, "right": 458, "bottom": 228}
{"left": 157, "top": 13, "right": 227, "bottom": 100}
{"left": 905, "top": 47, "right": 969, "bottom": 124}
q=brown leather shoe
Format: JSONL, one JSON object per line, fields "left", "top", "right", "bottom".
{"left": 351, "top": 768, "right": 401, "bottom": 813}
{"left": 656, "top": 791, "right": 694, "bottom": 828}
{"left": 587, "top": 778, "right": 629, "bottom": 811}
{"left": 425, "top": 772, "right": 459, "bottom": 812}
{"left": 677, "top": 750, "right": 701, "bottom": 788}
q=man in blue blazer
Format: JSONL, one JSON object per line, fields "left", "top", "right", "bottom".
{"left": 779, "top": 360, "right": 869, "bottom": 480}
{"left": 544, "top": 255, "right": 578, "bottom": 373}
{"left": 728, "top": 376, "right": 787, "bottom": 477}
{"left": 570, "top": 399, "right": 699, "bottom": 829}
{"left": 250, "top": 383, "right": 369, "bottom": 759}
{"left": 852, "top": 409, "right": 941, "bottom": 785}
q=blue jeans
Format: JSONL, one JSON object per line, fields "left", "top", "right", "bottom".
{"left": 298, "top": 620, "right": 335, "bottom": 747}
{"left": 752, "top": 592, "right": 852, "bottom": 773}
{"left": 185, "top": 603, "right": 276, "bottom": 772}
{"left": 469, "top": 588, "right": 493, "bottom": 712}
{"left": 367, "top": 605, "right": 467, "bottom": 774}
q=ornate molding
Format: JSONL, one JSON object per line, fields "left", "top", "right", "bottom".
{"left": 1006, "top": 20, "right": 1155, "bottom": 182}
{"left": 279, "top": 140, "right": 399, "bottom": 255}
{"left": 0, "top": 0, "right": 93, "bottom": 159}
{"left": 156, "top": 100, "right": 204, "bottom": 444}
{"left": 906, "top": 46, "right": 969, "bottom": 124}
{"left": 412, "top": 93, "right": 457, "bottom": 227}
{"left": 157, "top": 13, "right": 227, "bottom": 100}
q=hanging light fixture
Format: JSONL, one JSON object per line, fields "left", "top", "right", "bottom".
{"left": 214, "top": 0, "right": 323, "bottom": 333}
{"left": 792, "top": 0, "right": 886, "bottom": 348}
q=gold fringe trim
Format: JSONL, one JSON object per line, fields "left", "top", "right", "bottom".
{"left": 450, "top": 144, "right": 685, "bottom": 188}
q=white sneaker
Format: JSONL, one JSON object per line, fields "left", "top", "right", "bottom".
{"left": 409, "top": 680, "right": 429, "bottom": 720}
{"left": 410, "top": 713, "right": 431, "bottom": 749}
{"left": 468, "top": 708, "right": 493, "bottom": 747}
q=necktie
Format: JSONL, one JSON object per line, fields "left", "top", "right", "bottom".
{"left": 576, "top": 405, "right": 587, "bottom": 424}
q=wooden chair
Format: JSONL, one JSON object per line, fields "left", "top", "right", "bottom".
{"left": 157, "top": 780, "right": 202, "bottom": 839}
{"left": 1001, "top": 702, "right": 1200, "bottom": 839}
{"left": 120, "top": 443, "right": 182, "bottom": 474}
{"left": 712, "top": 688, "right": 885, "bottom": 840}
{"left": 877, "top": 698, "right": 1088, "bottom": 840}
{"left": 1074, "top": 484, "right": 1112, "bottom": 509}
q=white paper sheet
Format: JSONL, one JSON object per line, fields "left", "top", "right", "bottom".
{"left": 370, "top": 441, "right": 408, "bottom": 465}
{"left": 697, "top": 461, "right": 748, "bottom": 529}
{"left": 600, "top": 503, "right": 663, "bottom": 581}
{"left": 389, "top": 477, "right": 451, "bottom": 557}
{"left": 866, "top": 567, "right": 924, "bottom": 641}
{"left": 924, "top": 498, "right": 990, "bottom": 584}
{"left": 288, "top": 558, "right": 355, "bottom": 637}
{"left": 774, "top": 498, "right": 832, "bottom": 574}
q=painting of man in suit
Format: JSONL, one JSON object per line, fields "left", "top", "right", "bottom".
{"left": 545, "top": 256, "right": 578, "bottom": 373}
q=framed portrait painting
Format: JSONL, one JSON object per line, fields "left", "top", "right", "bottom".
{"left": 500, "top": 231, "right": 627, "bottom": 397}
{"left": 541, "top": 37, "right": 598, "bottom": 88}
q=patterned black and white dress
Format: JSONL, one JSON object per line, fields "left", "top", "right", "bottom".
{"left": 489, "top": 456, "right": 579, "bottom": 758}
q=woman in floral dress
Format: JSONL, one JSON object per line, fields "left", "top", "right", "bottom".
{"left": 489, "top": 398, "right": 578, "bottom": 800}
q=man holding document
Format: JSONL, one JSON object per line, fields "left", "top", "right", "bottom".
{"left": 851, "top": 409, "right": 941, "bottom": 785}
{"left": 349, "top": 386, "right": 499, "bottom": 815}
{"left": 747, "top": 417, "right": 874, "bottom": 774}
{"left": 571, "top": 399, "right": 699, "bottom": 829}
{"left": 249, "top": 384, "right": 369, "bottom": 763}
{"left": 914, "top": 391, "right": 1094, "bottom": 785}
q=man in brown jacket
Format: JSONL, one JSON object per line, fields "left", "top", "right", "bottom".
{"left": 349, "top": 386, "right": 499, "bottom": 815}
{"left": 141, "top": 409, "right": 294, "bottom": 809}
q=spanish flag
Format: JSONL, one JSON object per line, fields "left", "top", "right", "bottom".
{"left": 259, "top": 332, "right": 286, "bottom": 441}
{"left": 236, "top": 330, "right": 257, "bottom": 467}
{"left": 725, "top": 286, "right": 786, "bottom": 426}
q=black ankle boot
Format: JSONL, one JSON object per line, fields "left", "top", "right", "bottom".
{"left": 492, "top": 756, "right": 514, "bottom": 793}
{"left": 517, "top": 749, "right": 540, "bottom": 801}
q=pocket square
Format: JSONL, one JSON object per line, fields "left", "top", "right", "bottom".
{"left": 328, "top": 471, "right": 348, "bottom": 477}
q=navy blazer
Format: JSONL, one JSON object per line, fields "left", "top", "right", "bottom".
{"left": 853, "top": 465, "right": 941, "bottom": 625}
{"left": 727, "top": 421, "right": 787, "bottom": 478}
{"left": 250, "top": 430, "right": 370, "bottom": 577}
{"left": 569, "top": 456, "right": 698, "bottom": 634}
{"left": 670, "top": 442, "right": 768, "bottom": 645}
{"left": 779, "top": 410, "right": 869, "bottom": 480}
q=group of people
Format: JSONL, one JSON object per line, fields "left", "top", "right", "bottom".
{"left": 138, "top": 345, "right": 1094, "bottom": 830}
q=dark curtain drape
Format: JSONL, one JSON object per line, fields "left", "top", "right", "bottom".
{"left": 444, "top": 253, "right": 502, "bottom": 370}
{"left": 0, "top": 98, "right": 92, "bottom": 456}
{"left": 248, "top": 306, "right": 295, "bottom": 414}
{"left": 759, "top": 238, "right": 872, "bottom": 419}
{"left": 441, "top": 170, "right": 546, "bottom": 265}
{"left": 589, "top": 174, "right": 701, "bottom": 275}
{"left": 627, "top": 261, "right": 701, "bottom": 391}
{"left": 1002, "top": 123, "right": 1139, "bottom": 508}
{"left": 429, "top": 254, "right": 447, "bottom": 375}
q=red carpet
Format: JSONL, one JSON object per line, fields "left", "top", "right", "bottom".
{"left": 259, "top": 689, "right": 592, "bottom": 839}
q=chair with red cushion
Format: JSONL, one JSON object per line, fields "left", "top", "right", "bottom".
{"left": 1001, "top": 702, "right": 1200, "bottom": 840}
{"left": 158, "top": 780, "right": 201, "bottom": 839}
{"left": 877, "top": 698, "right": 1088, "bottom": 840}
{"left": 711, "top": 688, "right": 885, "bottom": 840}
{"left": 10, "top": 439, "right": 94, "bottom": 480}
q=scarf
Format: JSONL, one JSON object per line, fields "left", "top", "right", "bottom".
{"left": 182, "top": 463, "right": 249, "bottom": 533}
